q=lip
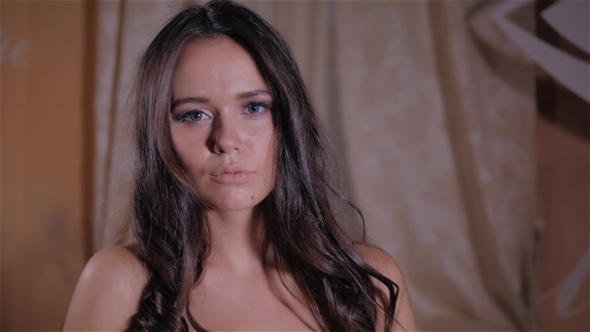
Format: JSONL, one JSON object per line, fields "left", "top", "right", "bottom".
{"left": 210, "top": 165, "right": 255, "bottom": 184}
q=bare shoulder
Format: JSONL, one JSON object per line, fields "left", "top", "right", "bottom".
{"left": 354, "top": 243, "right": 418, "bottom": 331}
{"left": 63, "top": 245, "right": 148, "bottom": 331}
{"left": 354, "top": 243, "right": 404, "bottom": 281}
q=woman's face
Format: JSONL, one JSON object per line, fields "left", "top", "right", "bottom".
{"left": 170, "top": 37, "right": 276, "bottom": 212}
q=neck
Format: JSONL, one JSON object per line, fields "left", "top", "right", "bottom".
{"left": 206, "top": 206, "right": 267, "bottom": 274}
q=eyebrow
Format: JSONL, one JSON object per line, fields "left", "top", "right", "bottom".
{"left": 171, "top": 90, "right": 271, "bottom": 110}
{"left": 171, "top": 97, "right": 208, "bottom": 110}
{"left": 236, "top": 90, "right": 271, "bottom": 99}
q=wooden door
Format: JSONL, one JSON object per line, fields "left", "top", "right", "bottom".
{"left": 1, "top": 1, "right": 91, "bottom": 329}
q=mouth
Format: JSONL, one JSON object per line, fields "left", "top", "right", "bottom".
{"left": 210, "top": 165, "right": 255, "bottom": 184}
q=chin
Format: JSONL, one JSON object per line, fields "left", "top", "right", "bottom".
{"left": 202, "top": 188, "right": 268, "bottom": 212}
{"left": 209, "top": 199, "right": 258, "bottom": 212}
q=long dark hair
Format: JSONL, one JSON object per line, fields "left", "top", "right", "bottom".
{"left": 127, "top": 1, "right": 398, "bottom": 331}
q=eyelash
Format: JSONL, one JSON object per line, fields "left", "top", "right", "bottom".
{"left": 245, "top": 102, "right": 271, "bottom": 115}
{"left": 176, "top": 110, "right": 210, "bottom": 122}
{"left": 174, "top": 102, "right": 271, "bottom": 123}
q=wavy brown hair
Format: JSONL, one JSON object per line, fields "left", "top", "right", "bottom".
{"left": 126, "top": 0, "right": 399, "bottom": 331}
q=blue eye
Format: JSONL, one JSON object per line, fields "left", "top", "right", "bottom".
{"left": 246, "top": 102, "right": 262, "bottom": 114}
{"left": 179, "top": 110, "right": 207, "bottom": 122}
{"left": 188, "top": 111, "right": 203, "bottom": 121}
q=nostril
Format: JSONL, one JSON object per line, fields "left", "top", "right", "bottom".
{"left": 212, "top": 122, "right": 243, "bottom": 154}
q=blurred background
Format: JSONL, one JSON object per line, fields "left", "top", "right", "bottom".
{"left": 1, "top": 0, "right": 588, "bottom": 330}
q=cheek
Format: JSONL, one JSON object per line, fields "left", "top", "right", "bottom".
{"left": 245, "top": 127, "right": 273, "bottom": 149}
{"left": 244, "top": 119, "right": 276, "bottom": 161}
{"left": 245, "top": 113, "right": 275, "bottom": 144}
{"left": 247, "top": 126, "right": 277, "bottom": 188}
{"left": 170, "top": 125, "right": 209, "bottom": 172}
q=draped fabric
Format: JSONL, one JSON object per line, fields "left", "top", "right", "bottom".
{"left": 92, "top": 1, "right": 537, "bottom": 329}
{"left": 92, "top": 0, "right": 183, "bottom": 249}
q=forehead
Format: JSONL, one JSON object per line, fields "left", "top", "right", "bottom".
{"left": 172, "top": 37, "right": 268, "bottom": 99}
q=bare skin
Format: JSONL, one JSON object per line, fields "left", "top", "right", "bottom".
{"left": 63, "top": 37, "right": 417, "bottom": 331}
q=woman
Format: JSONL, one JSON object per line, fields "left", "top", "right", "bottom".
{"left": 64, "top": 0, "right": 416, "bottom": 331}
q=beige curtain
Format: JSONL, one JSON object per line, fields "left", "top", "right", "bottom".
{"left": 92, "top": 0, "right": 537, "bottom": 330}
{"left": 92, "top": 0, "right": 185, "bottom": 249}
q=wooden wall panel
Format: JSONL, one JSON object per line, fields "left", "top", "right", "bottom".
{"left": 536, "top": 117, "right": 590, "bottom": 331}
{"left": 1, "top": 1, "right": 88, "bottom": 330}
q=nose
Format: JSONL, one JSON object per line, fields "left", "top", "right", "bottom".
{"left": 210, "top": 114, "right": 244, "bottom": 154}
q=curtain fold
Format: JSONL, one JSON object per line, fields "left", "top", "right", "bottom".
{"left": 92, "top": 1, "right": 537, "bottom": 329}
{"left": 332, "top": 1, "right": 535, "bottom": 329}
{"left": 92, "top": 0, "right": 190, "bottom": 250}
{"left": 426, "top": 1, "right": 536, "bottom": 329}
